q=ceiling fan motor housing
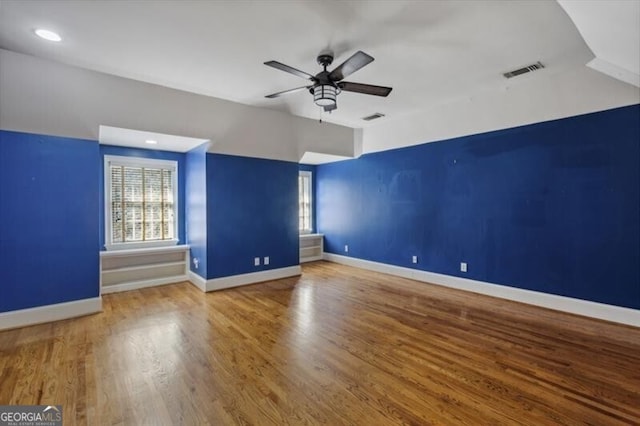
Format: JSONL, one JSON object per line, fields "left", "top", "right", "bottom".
{"left": 317, "top": 52, "right": 334, "bottom": 68}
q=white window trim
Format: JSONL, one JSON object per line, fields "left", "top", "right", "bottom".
{"left": 104, "top": 155, "right": 179, "bottom": 251}
{"left": 299, "top": 170, "right": 313, "bottom": 235}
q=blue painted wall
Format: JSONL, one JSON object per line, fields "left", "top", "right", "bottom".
{"left": 99, "top": 145, "right": 186, "bottom": 249}
{"left": 185, "top": 143, "right": 208, "bottom": 278}
{"left": 206, "top": 154, "right": 299, "bottom": 279}
{"left": 0, "top": 130, "right": 100, "bottom": 312}
{"left": 316, "top": 105, "right": 640, "bottom": 309}
{"left": 299, "top": 164, "right": 317, "bottom": 233}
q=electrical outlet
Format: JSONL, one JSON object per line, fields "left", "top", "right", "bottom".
{"left": 264, "top": 256, "right": 270, "bottom": 265}
{"left": 344, "top": 245, "right": 349, "bottom": 253}
{"left": 254, "top": 257, "right": 260, "bottom": 266}
{"left": 412, "top": 255, "right": 418, "bottom": 264}
{"left": 460, "top": 262, "right": 467, "bottom": 272}
{"left": 193, "top": 257, "right": 199, "bottom": 269}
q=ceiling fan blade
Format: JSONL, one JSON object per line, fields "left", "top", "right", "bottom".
{"left": 265, "top": 86, "right": 311, "bottom": 99}
{"left": 323, "top": 104, "right": 337, "bottom": 112}
{"left": 329, "top": 51, "right": 374, "bottom": 81}
{"left": 338, "top": 81, "right": 393, "bottom": 97}
{"left": 264, "top": 61, "right": 316, "bottom": 81}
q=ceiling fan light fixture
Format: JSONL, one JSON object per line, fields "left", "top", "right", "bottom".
{"left": 313, "top": 84, "right": 338, "bottom": 107}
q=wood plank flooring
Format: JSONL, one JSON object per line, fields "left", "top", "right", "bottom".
{"left": 1, "top": 261, "right": 639, "bottom": 425}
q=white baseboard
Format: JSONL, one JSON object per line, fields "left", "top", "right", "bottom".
{"left": 190, "top": 266, "right": 302, "bottom": 292}
{"left": 101, "top": 275, "right": 188, "bottom": 294}
{"left": 0, "top": 297, "right": 102, "bottom": 331}
{"left": 188, "top": 270, "right": 207, "bottom": 292}
{"left": 323, "top": 253, "right": 640, "bottom": 327}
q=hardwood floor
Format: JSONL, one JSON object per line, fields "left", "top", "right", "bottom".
{"left": 1, "top": 261, "right": 639, "bottom": 425}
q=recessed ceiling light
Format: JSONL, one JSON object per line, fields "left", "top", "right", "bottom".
{"left": 34, "top": 29, "right": 62, "bottom": 42}
{"left": 145, "top": 139, "right": 158, "bottom": 145}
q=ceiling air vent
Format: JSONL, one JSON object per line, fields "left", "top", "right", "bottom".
{"left": 362, "top": 113, "right": 385, "bottom": 121}
{"left": 503, "top": 61, "right": 544, "bottom": 79}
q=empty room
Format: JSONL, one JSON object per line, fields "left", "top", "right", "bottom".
{"left": 0, "top": 1, "right": 639, "bottom": 424}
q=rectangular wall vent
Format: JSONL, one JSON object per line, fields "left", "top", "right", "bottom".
{"left": 362, "top": 113, "right": 386, "bottom": 121}
{"left": 503, "top": 61, "right": 544, "bottom": 79}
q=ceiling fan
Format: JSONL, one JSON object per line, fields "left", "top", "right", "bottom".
{"left": 264, "top": 50, "right": 392, "bottom": 112}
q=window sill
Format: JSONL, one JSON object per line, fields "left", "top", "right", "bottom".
{"left": 100, "top": 243, "right": 188, "bottom": 258}
{"left": 300, "top": 233, "right": 323, "bottom": 239}
{"left": 104, "top": 239, "right": 180, "bottom": 252}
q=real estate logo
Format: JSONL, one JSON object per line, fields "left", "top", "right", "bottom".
{"left": 0, "top": 405, "right": 62, "bottom": 426}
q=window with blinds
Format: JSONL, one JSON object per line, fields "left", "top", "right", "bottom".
{"left": 299, "top": 171, "right": 312, "bottom": 234}
{"left": 104, "top": 156, "right": 178, "bottom": 249}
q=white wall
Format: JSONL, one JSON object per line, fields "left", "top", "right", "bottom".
{"left": 362, "top": 66, "right": 640, "bottom": 153}
{"left": 0, "top": 49, "right": 354, "bottom": 162}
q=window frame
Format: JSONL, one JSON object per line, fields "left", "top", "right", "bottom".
{"left": 299, "top": 170, "right": 313, "bottom": 235}
{"left": 104, "top": 155, "right": 179, "bottom": 251}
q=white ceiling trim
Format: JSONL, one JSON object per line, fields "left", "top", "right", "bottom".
{"left": 300, "top": 151, "right": 353, "bottom": 165}
{"left": 99, "top": 125, "right": 209, "bottom": 153}
{"left": 558, "top": 0, "right": 640, "bottom": 88}
{"left": 587, "top": 57, "right": 640, "bottom": 88}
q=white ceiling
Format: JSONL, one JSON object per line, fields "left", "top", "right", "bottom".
{"left": 0, "top": 1, "right": 637, "bottom": 131}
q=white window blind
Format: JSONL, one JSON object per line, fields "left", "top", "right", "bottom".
{"left": 105, "top": 156, "right": 178, "bottom": 249}
{"left": 299, "top": 171, "right": 312, "bottom": 233}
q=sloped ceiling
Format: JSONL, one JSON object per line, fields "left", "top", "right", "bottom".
{"left": 0, "top": 0, "right": 637, "bottom": 159}
{"left": 0, "top": 0, "right": 608, "bottom": 127}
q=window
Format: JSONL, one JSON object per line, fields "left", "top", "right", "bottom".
{"left": 104, "top": 155, "right": 178, "bottom": 250}
{"left": 299, "top": 170, "right": 312, "bottom": 234}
